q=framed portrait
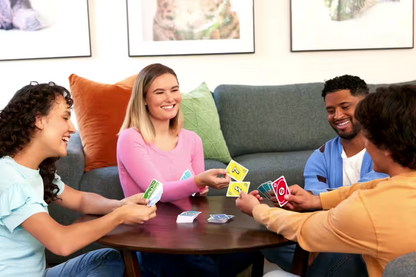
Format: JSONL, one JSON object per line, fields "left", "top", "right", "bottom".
{"left": 290, "top": 0, "right": 414, "bottom": 52}
{"left": 126, "top": 0, "right": 255, "bottom": 57}
{"left": 0, "top": 0, "right": 91, "bottom": 61}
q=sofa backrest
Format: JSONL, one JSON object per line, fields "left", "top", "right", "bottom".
{"left": 213, "top": 83, "right": 335, "bottom": 157}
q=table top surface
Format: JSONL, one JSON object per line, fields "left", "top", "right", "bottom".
{"left": 77, "top": 196, "right": 291, "bottom": 254}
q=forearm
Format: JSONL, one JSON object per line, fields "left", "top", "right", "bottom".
{"left": 80, "top": 192, "right": 122, "bottom": 215}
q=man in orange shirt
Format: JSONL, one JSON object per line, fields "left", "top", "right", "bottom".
{"left": 237, "top": 84, "right": 416, "bottom": 277}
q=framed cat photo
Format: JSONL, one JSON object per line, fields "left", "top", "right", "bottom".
{"left": 0, "top": 0, "right": 91, "bottom": 61}
{"left": 126, "top": 0, "right": 255, "bottom": 56}
{"left": 290, "top": 0, "right": 414, "bottom": 52}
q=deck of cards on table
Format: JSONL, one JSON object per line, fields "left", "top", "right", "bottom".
{"left": 142, "top": 179, "right": 163, "bottom": 207}
{"left": 226, "top": 160, "right": 250, "bottom": 197}
{"left": 176, "top": 211, "right": 202, "bottom": 223}
{"left": 208, "top": 214, "right": 235, "bottom": 224}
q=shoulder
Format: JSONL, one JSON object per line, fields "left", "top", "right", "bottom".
{"left": 0, "top": 157, "right": 27, "bottom": 192}
{"left": 180, "top": 129, "right": 202, "bottom": 144}
{"left": 315, "top": 136, "right": 339, "bottom": 154}
{"left": 118, "top": 128, "right": 146, "bottom": 145}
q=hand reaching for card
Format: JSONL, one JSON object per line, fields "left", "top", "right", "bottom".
{"left": 194, "top": 169, "right": 231, "bottom": 190}
{"left": 270, "top": 185, "right": 322, "bottom": 211}
{"left": 235, "top": 191, "right": 262, "bottom": 217}
{"left": 117, "top": 203, "right": 157, "bottom": 225}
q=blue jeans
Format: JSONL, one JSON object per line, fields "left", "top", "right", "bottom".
{"left": 306, "top": 253, "right": 368, "bottom": 277}
{"left": 138, "top": 251, "right": 257, "bottom": 277}
{"left": 261, "top": 244, "right": 296, "bottom": 272}
{"left": 44, "top": 248, "right": 124, "bottom": 277}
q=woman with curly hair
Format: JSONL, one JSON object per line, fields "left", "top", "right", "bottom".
{"left": 0, "top": 82, "right": 157, "bottom": 277}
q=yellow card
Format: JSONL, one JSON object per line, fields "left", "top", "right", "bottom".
{"left": 226, "top": 160, "right": 249, "bottom": 182}
{"left": 226, "top": 182, "right": 250, "bottom": 197}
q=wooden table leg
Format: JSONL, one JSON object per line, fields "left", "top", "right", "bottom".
{"left": 251, "top": 251, "right": 264, "bottom": 277}
{"left": 290, "top": 243, "right": 309, "bottom": 277}
{"left": 122, "top": 250, "right": 141, "bottom": 277}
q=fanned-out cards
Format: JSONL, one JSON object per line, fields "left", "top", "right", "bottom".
{"left": 271, "top": 176, "right": 291, "bottom": 207}
{"left": 226, "top": 160, "right": 250, "bottom": 197}
{"left": 257, "top": 181, "right": 273, "bottom": 199}
{"left": 143, "top": 179, "right": 163, "bottom": 207}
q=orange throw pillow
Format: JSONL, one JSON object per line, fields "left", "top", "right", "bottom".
{"left": 69, "top": 74, "right": 137, "bottom": 171}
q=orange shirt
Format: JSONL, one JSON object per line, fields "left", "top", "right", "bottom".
{"left": 253, "top": 172, "right": 416, "bottom": 277}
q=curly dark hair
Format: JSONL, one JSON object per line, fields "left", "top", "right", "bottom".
{"left": 355, "top": 84, "right": 416, "bottom": 169}
{"left": 322, "top": 75, "right": 369, "bottom": 98}
{"left": 0, "top": 82, "right": 73, "bottom": 203}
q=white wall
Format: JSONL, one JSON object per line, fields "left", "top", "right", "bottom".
{"left": 1, "top": 0, "right": 415, "bottom": 126}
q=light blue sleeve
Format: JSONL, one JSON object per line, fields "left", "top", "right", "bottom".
{"left": 358, "top": 170, "right": 389, "bottom": 183}
{"left": 303, "top": 149, "right": 330, "bottom": 195}
{"left": 0, "top": 183, "right": 47, "bottom": 233}
{"left": 53, "top": 172, "right": 65, "bottom": 196}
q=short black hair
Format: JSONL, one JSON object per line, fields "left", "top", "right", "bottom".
{"left": 322, "top": 75, "right": 369, "bottom": 98}
{"left": 355, "top": 84, "right": 416, "bottom": 169}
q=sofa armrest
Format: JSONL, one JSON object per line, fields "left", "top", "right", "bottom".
{"left": 56, "top": 131, "right": 85, "bottom": 190}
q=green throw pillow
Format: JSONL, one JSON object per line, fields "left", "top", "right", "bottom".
{"left": 181, "top": 82, "right": 232, "bottom": 164}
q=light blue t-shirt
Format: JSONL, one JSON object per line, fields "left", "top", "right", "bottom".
{"left": 0, "top": 156, "right": 65, "bottom": 277}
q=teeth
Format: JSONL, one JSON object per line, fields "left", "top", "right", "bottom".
{"left": 337, "top": 121, "right": 349, "bottom": 126}
{"left": 62, "top": 137, "right": 69, "bottom": 142}
{"left": 162, "top": 105, "right": 174, "bottom": 109}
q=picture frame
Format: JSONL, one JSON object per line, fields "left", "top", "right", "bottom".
{"left": 0, "top": 0, "right": 91, "bottom": 61}
{"left": 290, "top": 0, "right": 414, "bottom": 52}
{"left": 126, "top": 0, "right": 255, "bottom": 57}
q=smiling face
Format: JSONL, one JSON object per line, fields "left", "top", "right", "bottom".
{"left": 35, "top": 95, "right": 75, "bottom": 158}
{"left": 145, "top": 73, "right": 181, "bottom": 124}
{"left": 325, "top": 89, "right": 365, "bottom": 140}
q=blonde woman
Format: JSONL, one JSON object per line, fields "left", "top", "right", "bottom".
{"left": 117, "top": 63, "right": 257, "bottom": 276}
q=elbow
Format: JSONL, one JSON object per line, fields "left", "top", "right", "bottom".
{"left": 45, "top": 240, "right": 78, "bottom": 257}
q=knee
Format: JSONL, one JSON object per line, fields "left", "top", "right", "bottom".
{"left": 95, "top": 248, "right": 125, "bottom": 276}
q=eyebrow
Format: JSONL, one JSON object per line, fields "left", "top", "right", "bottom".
{"left": 152, "top": 85, "right": 179, "bottom": 93}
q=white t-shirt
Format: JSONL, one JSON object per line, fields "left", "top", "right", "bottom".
{"left": 341, "top": 148, "right": 366, "bottom": 186}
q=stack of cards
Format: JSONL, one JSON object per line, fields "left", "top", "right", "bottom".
{"left": 143, "top": 179, "right": 163, "bottom": 207}
{"left": 226, "top": 160, "right": 250, "bottom": 197}
{"left": 208, "top": 214, "right": 234, "bottom": 224}
{"left": 176, "top": 211, "right": 202, "bottom": 223}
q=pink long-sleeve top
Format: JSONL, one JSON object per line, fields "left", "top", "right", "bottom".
{"left": 117, "top": 127, "right": 205, "bottom": 202}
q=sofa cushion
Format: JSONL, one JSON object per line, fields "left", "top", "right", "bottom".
{"left": 69, "top": 74, "right": 134, "bottom": 171}
{"left": 213, "top": 84, "right": 335, "bottom": 157}
{"left": 80, "top": 166, "right": 124, "bottom": 200}
{"left": 182, "top": 82, "right": 232, "bottom": 163}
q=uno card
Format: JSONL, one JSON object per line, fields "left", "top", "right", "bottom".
{"left": 272, "top": 176, "right": 290, "bottom": 207}
{"left": 180, "top": 169, "right": 192, "bottom": 180}
{"left": 226, "top": 160, "right": 249, "bottom": 182}
{"left": 143, "top": 179, "right": 163, "bottom": 207}
{"left": 257, "top": 181, "right": 272, "bottom": 199}
{"left": 226, "top": 182, "right": 250, "bottom": 197}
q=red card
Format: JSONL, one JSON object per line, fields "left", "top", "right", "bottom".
{"left": 272, "top": 176, "right": 290, "bottom": 207}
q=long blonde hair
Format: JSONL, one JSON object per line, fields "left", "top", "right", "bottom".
{"left": 119, "top": 63, "right": 183, "bottom": 143}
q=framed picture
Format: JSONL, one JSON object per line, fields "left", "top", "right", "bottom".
{"left": 126, "top": 0, "right": 255, "bottom": 57}
{"left": 290, "top": 0, "right": 414, "bottom": 52}
{"left": 0, "top": 0, "right": 91, "bottom": 61}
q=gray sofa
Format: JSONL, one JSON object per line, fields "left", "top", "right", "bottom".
{"left": 48, "top": 79, "right": 416, "bottom": 265}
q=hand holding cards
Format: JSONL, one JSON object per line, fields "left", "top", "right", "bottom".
{"left": 143, "top": 179, "right": 163, "bottom": 207}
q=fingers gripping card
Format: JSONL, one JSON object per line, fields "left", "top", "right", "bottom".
{"left": 226, "top": 182, "right": 250, "bottom": 197}
{"left": 226, "top": 160, "right": 249, "bottom": 182}
{"left": 272, "top": 176, "right": 290, "bottom": 207}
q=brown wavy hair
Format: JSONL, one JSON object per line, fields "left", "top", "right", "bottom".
{"left": 0, "top": 82, "right": 73, "bottom": 203}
